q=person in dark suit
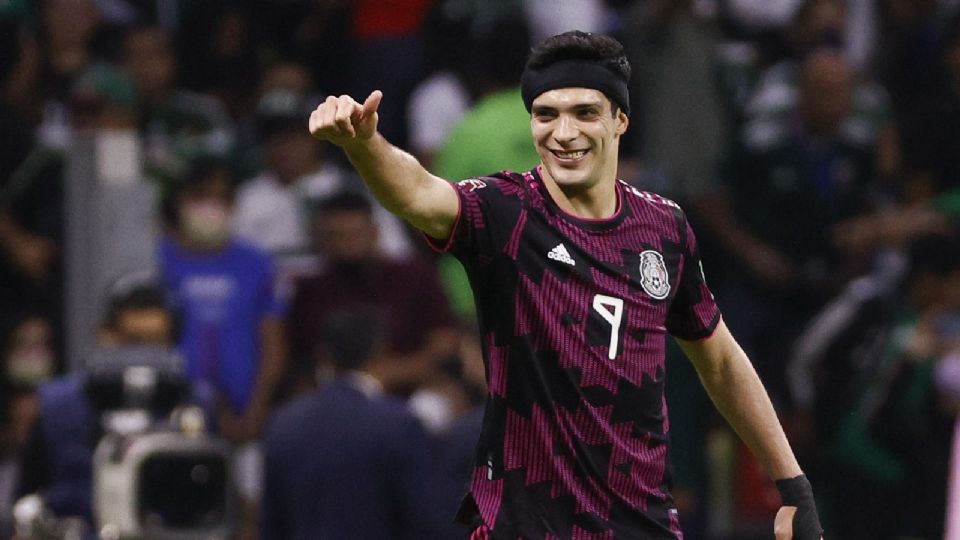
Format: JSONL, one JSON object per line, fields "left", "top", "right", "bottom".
{"left": 261, "top": 306, "right": 445, "bottom": 540}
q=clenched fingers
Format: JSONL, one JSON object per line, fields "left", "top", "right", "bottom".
{"left": 334, "top": 95, "right": 356, "bottom": 137}
{"left": 309, "top": 94, "right": 362, "bottom": 140}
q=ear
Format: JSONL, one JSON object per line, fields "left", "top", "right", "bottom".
{"left": 615, "top": 109, "right": 629, "bottom": 136}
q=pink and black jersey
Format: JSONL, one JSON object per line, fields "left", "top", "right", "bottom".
{"left": 428, "top": 168, "right": 721, "bottom": 540}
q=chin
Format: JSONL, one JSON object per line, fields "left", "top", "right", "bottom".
{"left": 547, "top": 167, "right": 591, "bottom": 188}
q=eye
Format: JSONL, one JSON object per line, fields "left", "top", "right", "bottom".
{"left": 533, "top": 109, "right": 557, "bottom": 121}
{"left": 577, "top": 108, "right": 600, "bottom": 120}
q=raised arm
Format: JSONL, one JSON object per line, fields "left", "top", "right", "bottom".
{"left": 308, "top": 91, "right": 460, "bottom": 240}
{"left": 676, "top": 319, "right": 823, "bottom": 540}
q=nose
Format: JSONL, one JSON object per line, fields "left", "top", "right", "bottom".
{"left": 553, "top": 114, "right": 578, "bottom": 143}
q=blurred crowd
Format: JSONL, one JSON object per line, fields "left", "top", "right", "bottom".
{"left": 1, "top": 0, "right": 960, "bottom": 539}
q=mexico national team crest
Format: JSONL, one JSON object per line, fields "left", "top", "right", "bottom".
{"left": 639, "top": 250, "right": 670, "bottom": 300}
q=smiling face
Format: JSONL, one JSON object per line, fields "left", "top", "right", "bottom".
{"left": 530, "top": 87, "right": 628, "bottom": 197}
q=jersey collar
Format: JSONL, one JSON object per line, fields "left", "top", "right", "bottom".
{"left": 527, "top": 166, "right": 630, "bottom": 232}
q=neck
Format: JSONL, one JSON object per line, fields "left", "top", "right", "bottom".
{"left": 539, "top": 166, "right": 619, "bottom": 219}
{"left": 174, "top": 234, "right": 227, "bottom": 255}
{"left": 344, "top": 369, "right": 384, "bottom": 397}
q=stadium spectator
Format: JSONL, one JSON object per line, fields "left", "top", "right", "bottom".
{"left": 287, "top": 192, "right": 458, "bottom": 398}
{"left": 699, "top": 48, "right": 880, "bottom": 405}
{"left": 1, "top": 61, "right": 140, "bottom": 365}
{"left": 122, "top": 26, "right": 235, "bottom": 180}
{"left": 791, "top": 231, "right": 960, "bottom": 538}
{"left": 177, "top": 3, "right": 261, "bottom": 120}
{"left": 33, "top": 0, "right": 104, "bottom": 149}
{"left": 0, "top": 375, "right": 36, "bottom": 540}
{"left": 261, "top": 306, "right": 446, "bottom": 540}
{"left": 158, "top": 159, "right": 287, "bottom": 445}
{"left": 741, "top": 0, "right": 901, "bottom": 183}
{"left": 1, "top": 311, "right": 57, "bottom": 392}
{"left": 0, "top": 310, "right": 53, "bottom": 540}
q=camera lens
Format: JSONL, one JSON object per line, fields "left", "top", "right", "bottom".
{"left": 137, "top": 454, "right": 228, "bottom": 530}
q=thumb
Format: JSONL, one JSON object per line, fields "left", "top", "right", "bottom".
{"left": 359, "top": 90, "right": 383, "bottom": 121}
{"left": 774, "top": 506, "right": 797, "bottom": 539}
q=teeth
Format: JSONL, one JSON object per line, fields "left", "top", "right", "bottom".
{"left": 555, "top": 150, "right": 587, "bottom": 160}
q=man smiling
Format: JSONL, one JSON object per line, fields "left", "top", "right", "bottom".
{"left": 308, "top": 30, "right": 822, "bottom": 540}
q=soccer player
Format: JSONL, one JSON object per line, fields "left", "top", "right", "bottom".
{"left": 308, "top": 30, "right": 823, "bottom": 540}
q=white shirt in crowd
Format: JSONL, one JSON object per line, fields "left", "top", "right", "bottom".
{"left": 232, "top": 163, "right": 414, "bottom": 273}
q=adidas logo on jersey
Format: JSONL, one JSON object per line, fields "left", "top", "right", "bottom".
{"left": 548, "top": 243, "right": 576, "bottom": 266}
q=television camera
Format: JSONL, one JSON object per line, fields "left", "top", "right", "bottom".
{"left": 14, "top": 346, "right": 236, "bottom": 540}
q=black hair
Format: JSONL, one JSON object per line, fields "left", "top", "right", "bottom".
{"left": 320, "top": 306, "right": 386, "bottom": 372}
{"left": 526, "top": 30, "right": 631, "bottom": 83}
{"left": 0, "top": 309, "right": 45, "bottom": 358}
{"left": 104, "top": 279, "right": 169, "bottom": 329}
{"left": 256, "top": 88, "right": 314, "bottom": 137}
{"left": 160, "top": 156, "right": 235, "bottom": 229}
{"left": 0, "top": 308, "right": 56, "bottom": 393}
{"left": 102, "top": 271, "right": 181, "bottom": 343}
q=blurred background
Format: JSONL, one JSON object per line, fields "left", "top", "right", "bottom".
{"left": 1, "top": 0, "right": 960, "bottom": 539}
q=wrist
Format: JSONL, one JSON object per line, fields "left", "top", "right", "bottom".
{"left": 775, "top": 474, "right": 823, "bottom": 539}
{"left": 341, "top": 131, "right": 382, "bottom": 155}
{"left": 775, "top": 474, "right": 814, "bottom": 505}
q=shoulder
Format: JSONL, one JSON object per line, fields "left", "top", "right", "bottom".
{"left": 235, "top": 173, "right": 280, "bottom": 200}
{"left": 373, "top": 394, "right": 419, "bottom": 423}
{"left": 619, "top": 182, "right": 694, "bottom": 239}
{"left": 349, "top": 389, "right": 425, "bottom": 434}
{"left": 158, "top": 237, "right": 193, "bottom": 271}
{"left": 263, "top": 393, "right": 318, "bottom": 445}
{"left": 454, "top": 170, "right": 530, "bottom": 196}
{"left": 38, "top": 374, "right": 85, "bottom": 405}
{"left": 619, "top": 181, "right": 682, "bottom": 210}
{"left": 619, "top": 181, "right": 685, "bottom": 224}
{"left": 227, "top": 239, "right": 270, "bottom": 259}
{"left": 291, "top": 268, "right": 327, "bottom": 294}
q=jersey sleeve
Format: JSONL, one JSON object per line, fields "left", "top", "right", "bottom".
{"left": 666, "top": 210, "right": 721, "bottom": 340}
{"left": 424, "top": 175, "right": 525, "bottom": 269}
